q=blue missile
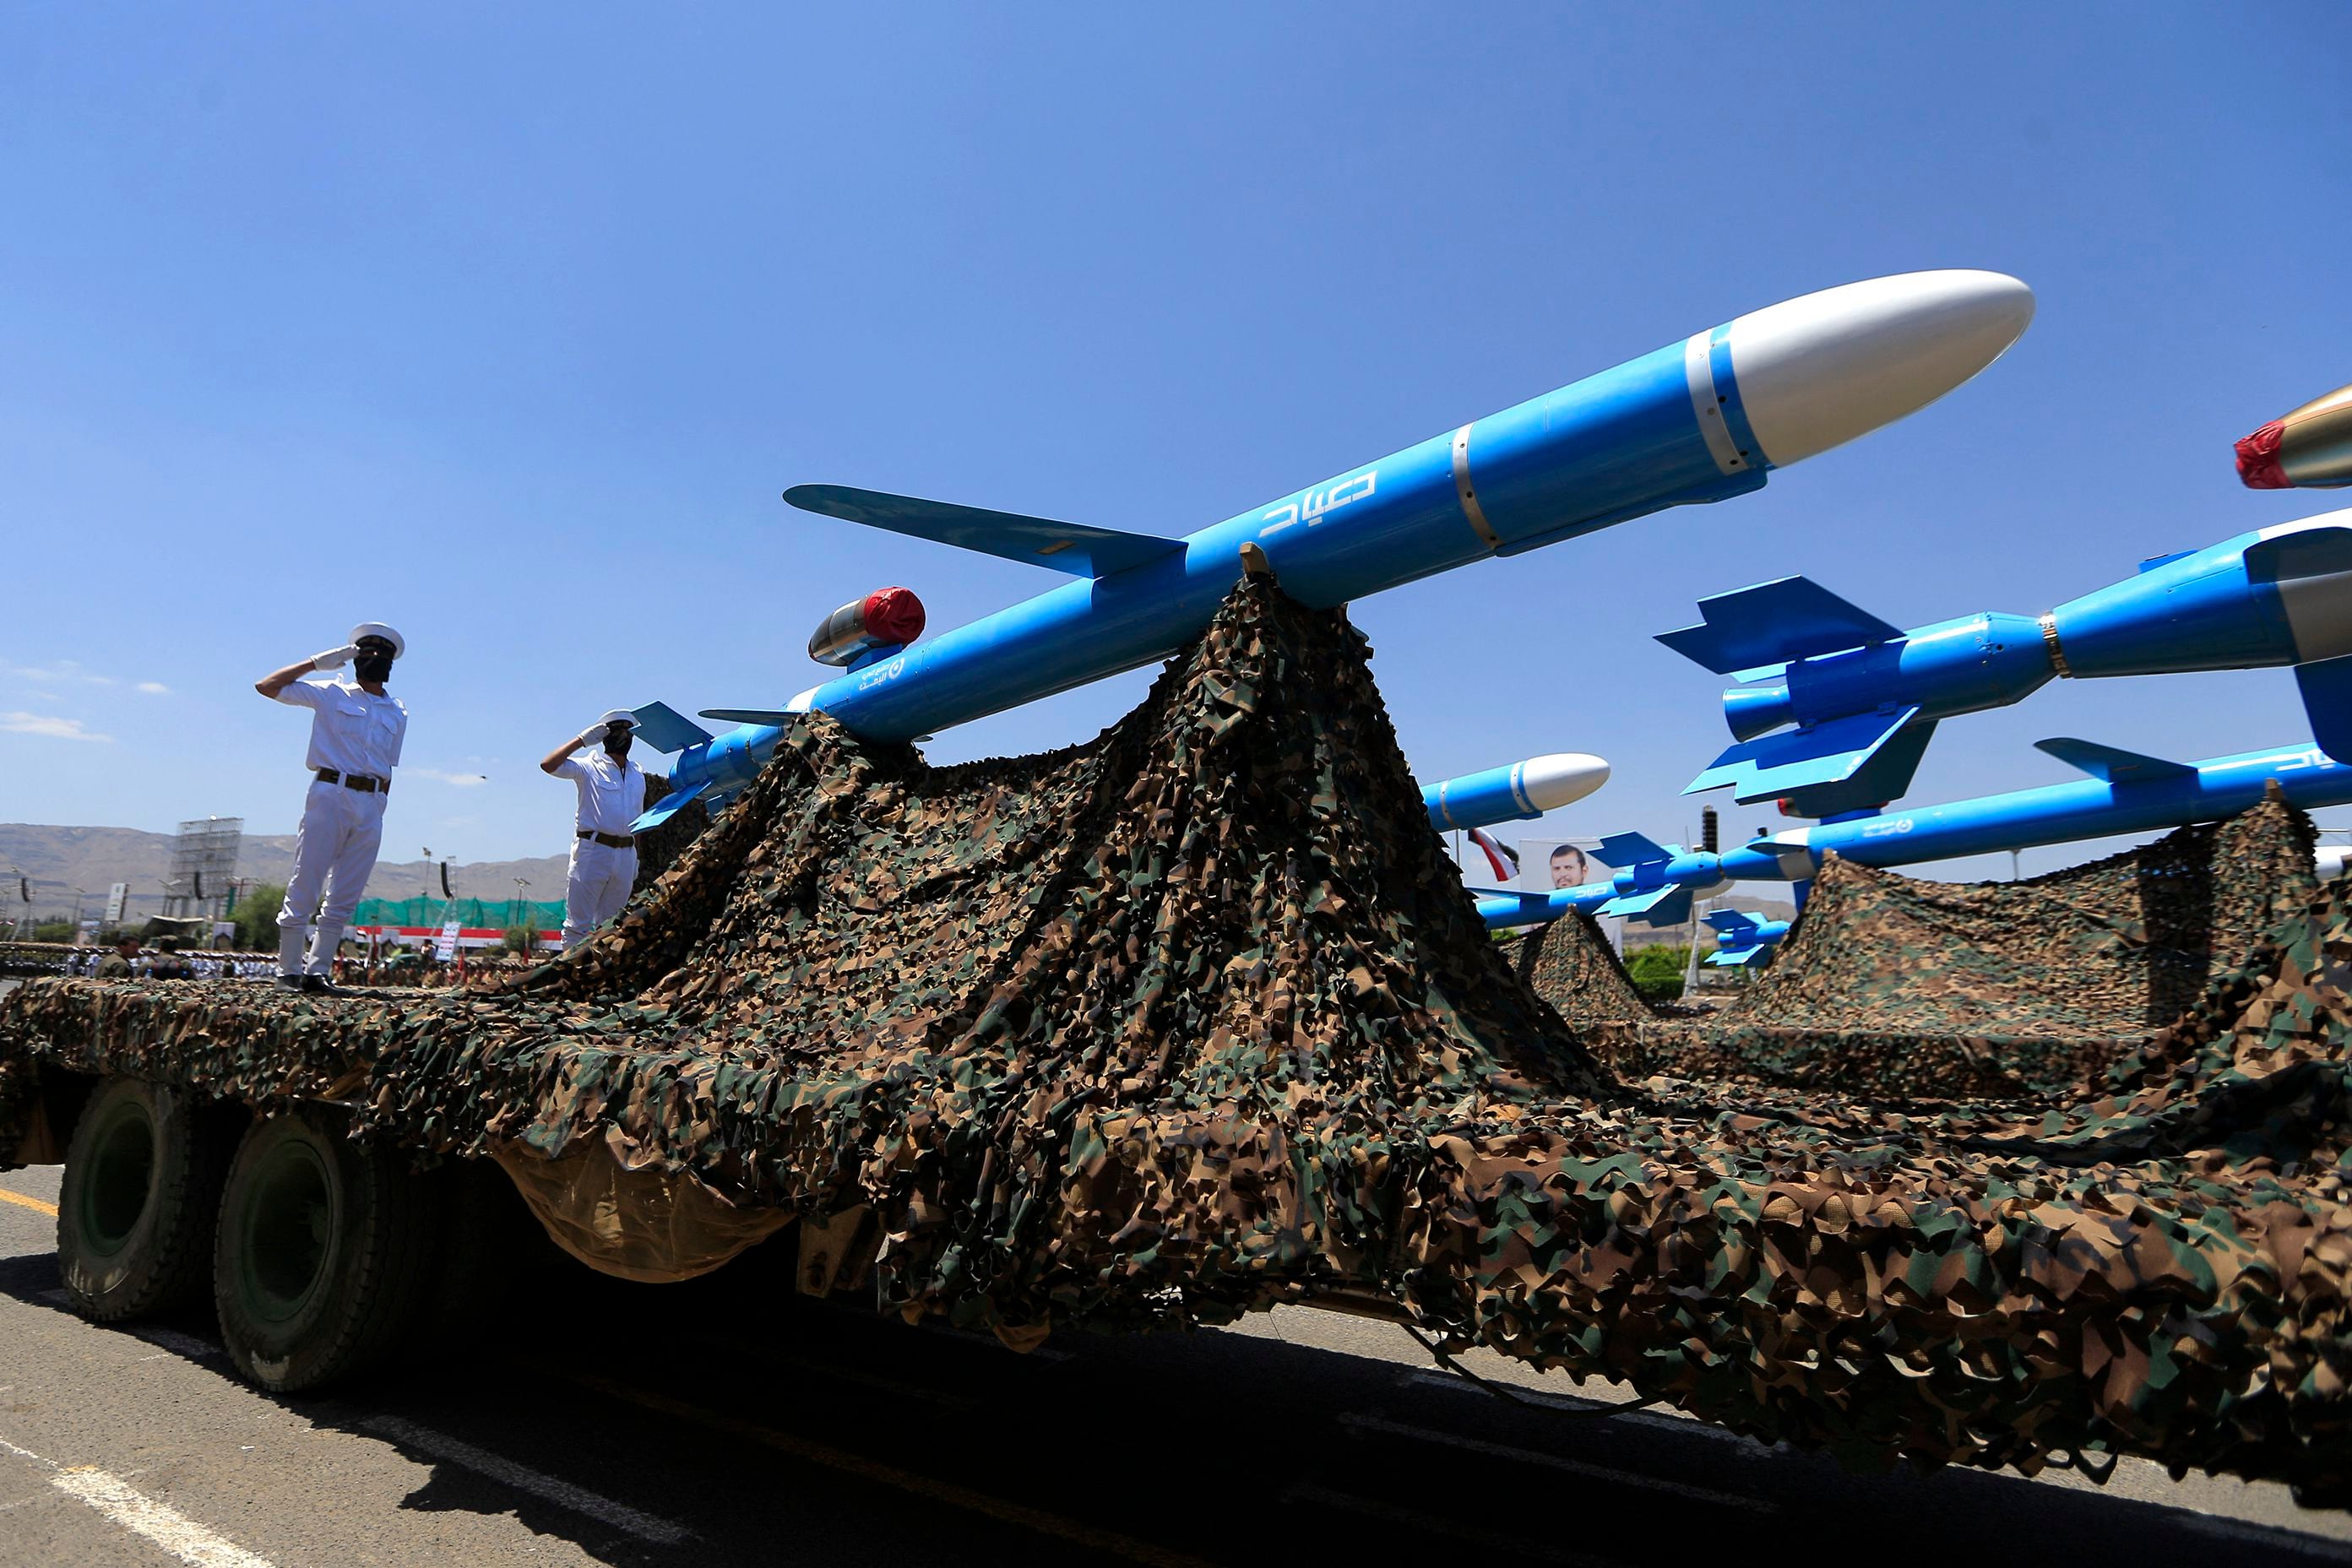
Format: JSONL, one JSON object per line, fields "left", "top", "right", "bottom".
{"left": 632, "top": 271, "right": 2034, "bottom": 830}
{"left": 1660, "top": 509, "right": 2352, "bottom": 817}
{"left": 1702, "top": 909, "right": 1790, "bottom": 967}
{"left": 1424, "top": 752, "right": 1610, "bottom": 833}
{"left": 1477, "top": 735, "right": 2352, "bottom": 929}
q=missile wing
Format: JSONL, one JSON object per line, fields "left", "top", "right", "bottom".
{"left": 785, "top": 486, "right": 1186, "bottom": 578}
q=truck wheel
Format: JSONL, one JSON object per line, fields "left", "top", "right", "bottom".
{"left": 213, "top": 1104, "right": 435, "bottom": 1393}
{"left": 57, "top": 1077, "right": 230, "bottom": 1321}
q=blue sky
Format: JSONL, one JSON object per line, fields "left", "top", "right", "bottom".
{"left": 2, "top": 5, "right": 2348, "bottom": 892}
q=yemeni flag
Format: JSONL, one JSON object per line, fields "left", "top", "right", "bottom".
{"left": 1467, "top": 827, "right": 1520, "bottom": 882}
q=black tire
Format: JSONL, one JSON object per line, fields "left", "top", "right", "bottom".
{"left": 57, "top": 1077, "right": 231, "bottom": 1321}
{"left": 213, "top": 1104, "right": 437, "bottom": 1393}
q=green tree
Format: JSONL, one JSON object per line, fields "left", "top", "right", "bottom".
{"left": 1625, "top": 941, "right": 1691, "bottom": 1004}
{"left": 231, "top": 884, "right": 285, "bottom": 951}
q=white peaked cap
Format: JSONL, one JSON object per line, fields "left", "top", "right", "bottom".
{"left": 350, "top": 622, "right": 406, "bottom": 658}
{"left": 596, "top": 708, "right": 638, "bottom": 729}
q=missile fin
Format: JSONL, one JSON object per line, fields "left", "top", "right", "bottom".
{"left": 1706, "top": 945, "right": 1772, "bottom": 968}
{"left": 631, "top": 702, "right": 714, "bottom": 755}
{"left": 1591, "top": 831, "right": 1674, "bottom": 868}
{"left": 1686, "top": 707, "right": 1925, "bottom": 806}
{"left": 1600, "top": 885, "right": 1692, "bottom": 926}
{"left": 699, "top": 708, "right": 807, "bottom": 727}
{"left": 2034, "top": 737, "right": 2196, "bottom": 784}
{"left": 1703, "top": 909, "right": 1759, "bottom": 936}
{"left": 631, "top": 779, "right": 709, "bottom": 833}
{"left": 784, "top": 485, "right": 1186, "bottom": 578}
{"left": 2295, "top": 652, "right": 2352, "bottom": 764}
{"left": 1656, "top": 576, "right": 1906, "bottom": 675}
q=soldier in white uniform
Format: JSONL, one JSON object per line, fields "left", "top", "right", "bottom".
{"left": 254, "top": 624, "right": 407, "bottom": 991}
{"left": 540, "top": 709, "right": 646, "bottom": 950}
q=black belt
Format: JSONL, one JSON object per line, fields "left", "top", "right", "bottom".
{"left": 578, "top": 830, "right": 636, "bottom": 849}
{"left": 316, "top": 769, "right": 388, "bottom": 794}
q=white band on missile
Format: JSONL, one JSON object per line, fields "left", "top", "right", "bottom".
{"left": 1684, "top": 333, "right": 1746, "bottom": 477}
{"left": 1451, "top": 424, "right": 1501, "bottom": 550}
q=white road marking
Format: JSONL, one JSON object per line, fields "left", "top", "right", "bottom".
{"left": 1399, "top": 1367, "right": 1773, "bottom": 1450}
{"left": 0, "top": 1434, "right": 275, "bottom": 1567}
{"left": 130, "top": 1327, "right": 225, "bottom": 1362}
{"left": 1339, "top": 1410, "right": 1777, "bottom": 1511}
{"left": 358, "top": 1414, "right": 693, "bottom": 1544}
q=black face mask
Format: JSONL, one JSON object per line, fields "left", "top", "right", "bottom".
{"left": 355, "top": 651, "right": 395, "bottom": 683}
{"left": 604, "top": 731, "right": 633, "bottom": 760}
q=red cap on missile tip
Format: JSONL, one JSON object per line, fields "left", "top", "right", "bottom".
{"left": 2235, "top": 421, "right": 2290, "bottom": 489}
{"left": 861, "top": 586, "right": 926, "bottom": 645}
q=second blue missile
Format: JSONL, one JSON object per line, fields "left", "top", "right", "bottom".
{"left": 1660, "top": 508, "right": 2352, "bottom": 817}
{"left": 1424, "top": 753, "right": 1610, "bottom": 833}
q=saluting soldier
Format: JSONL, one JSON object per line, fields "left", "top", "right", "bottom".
{"left": 254, "top": 624, "right": 408, "bottom": 991}
{"left": 540, "top": 709, "right": 645, "bottom": 950}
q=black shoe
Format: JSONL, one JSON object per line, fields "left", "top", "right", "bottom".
{"left": 299, "top": 974, "right": 336, "bottom": 995}
{"left": 274, "top": 973, "right": 307, "bottom": 992}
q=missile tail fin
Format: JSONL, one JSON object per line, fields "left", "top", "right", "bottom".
{"left": 631, "top": 702, "right": 714, "bottom": 755}
{"left": 1706, "top": 945, "right": 1772, "bottom": 967}
{"left": 2295, "top": 653, "right": 2352, "bottom": 764}
{"left": 1703, "top": 909, "right": 1758, "bottom": 936}
{"left": 2034, "top": 737, "right": 2197, "bottom": 784}
{"left": 631, "top": 779, "right": 709, "bottom": 834}
{"left": 1686, "top": 707, "right": 1929, "bottom": 811}
{"left": 1656, "top": 575, "right": 1906, "bottom": 676}
{"left": 1592, "top": 831, "right": 1675, "bottom": 868}
{"left": 1599, "top": 884, "right": 1692, "bottom": 927}
{"left": 785, "top": 485, "right": 1186, "bottom": 578}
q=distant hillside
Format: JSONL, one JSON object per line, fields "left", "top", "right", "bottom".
{"left": 0, "top": 822, "right": 568, "bottom": 919}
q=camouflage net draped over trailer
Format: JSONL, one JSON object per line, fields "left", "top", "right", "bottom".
{"left": 1582, "top": 800, "right": 2323, "bottom": 1099}
{"left": 3, "top": 580, "right": 2351, "bottom": 1499}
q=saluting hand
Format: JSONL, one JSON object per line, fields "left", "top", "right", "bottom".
{"left": 312, "top": 643, "right": 361, "bottom": 672}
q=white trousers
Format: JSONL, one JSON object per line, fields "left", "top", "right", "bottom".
{"left": 563, "top": 838, "right": 638, "bottom": 950}
{"left": 278, "top": 780, "right": 386, "bottom": 975}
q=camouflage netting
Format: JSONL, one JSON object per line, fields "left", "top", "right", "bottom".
{"left": 1498, "top": 911, "right": 1654, "bottom": 1027}
{"left": 3, "top": 578, "right": 2350, "bottom": 1500}
{"left": 1586, "top": 800, "right": 2321, "bottom": 1099}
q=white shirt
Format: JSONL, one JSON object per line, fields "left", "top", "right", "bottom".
{"left": 275, "top": 677, "right": 408, "bottom": 779}
{"left": 554, "top": 748, "right": 647, "bottom": 836}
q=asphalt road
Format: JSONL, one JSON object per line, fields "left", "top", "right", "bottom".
{"left": 3, "top": 1161, "right": 2351, "bottom": 1566}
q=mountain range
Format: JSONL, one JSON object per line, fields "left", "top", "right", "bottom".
{"left": 0, "top": 822, "right": 568, "bottom": 920}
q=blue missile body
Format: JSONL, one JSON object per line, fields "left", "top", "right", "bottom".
{"left": 1478, "top": 736, "right": 2352, "bottom": 929}
{"left": 1703, "top": 909, "right": 1790, "bottom": 967}
{"left": 633, "top": 272, "right": 2034, "bottom": 831}
{"left": 1662, "top": 510, "right": 2352, "bottom": 817}
{"left": 1424, "top": 752, "right": 1610, "bottom": 833}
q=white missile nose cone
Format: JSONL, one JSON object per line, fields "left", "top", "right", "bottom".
{"left": 1519, "top": 752, "right": 1611, "bottom": 812}
{"left": 1728, "top": 270, "right": 2034, "bottom": 468}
